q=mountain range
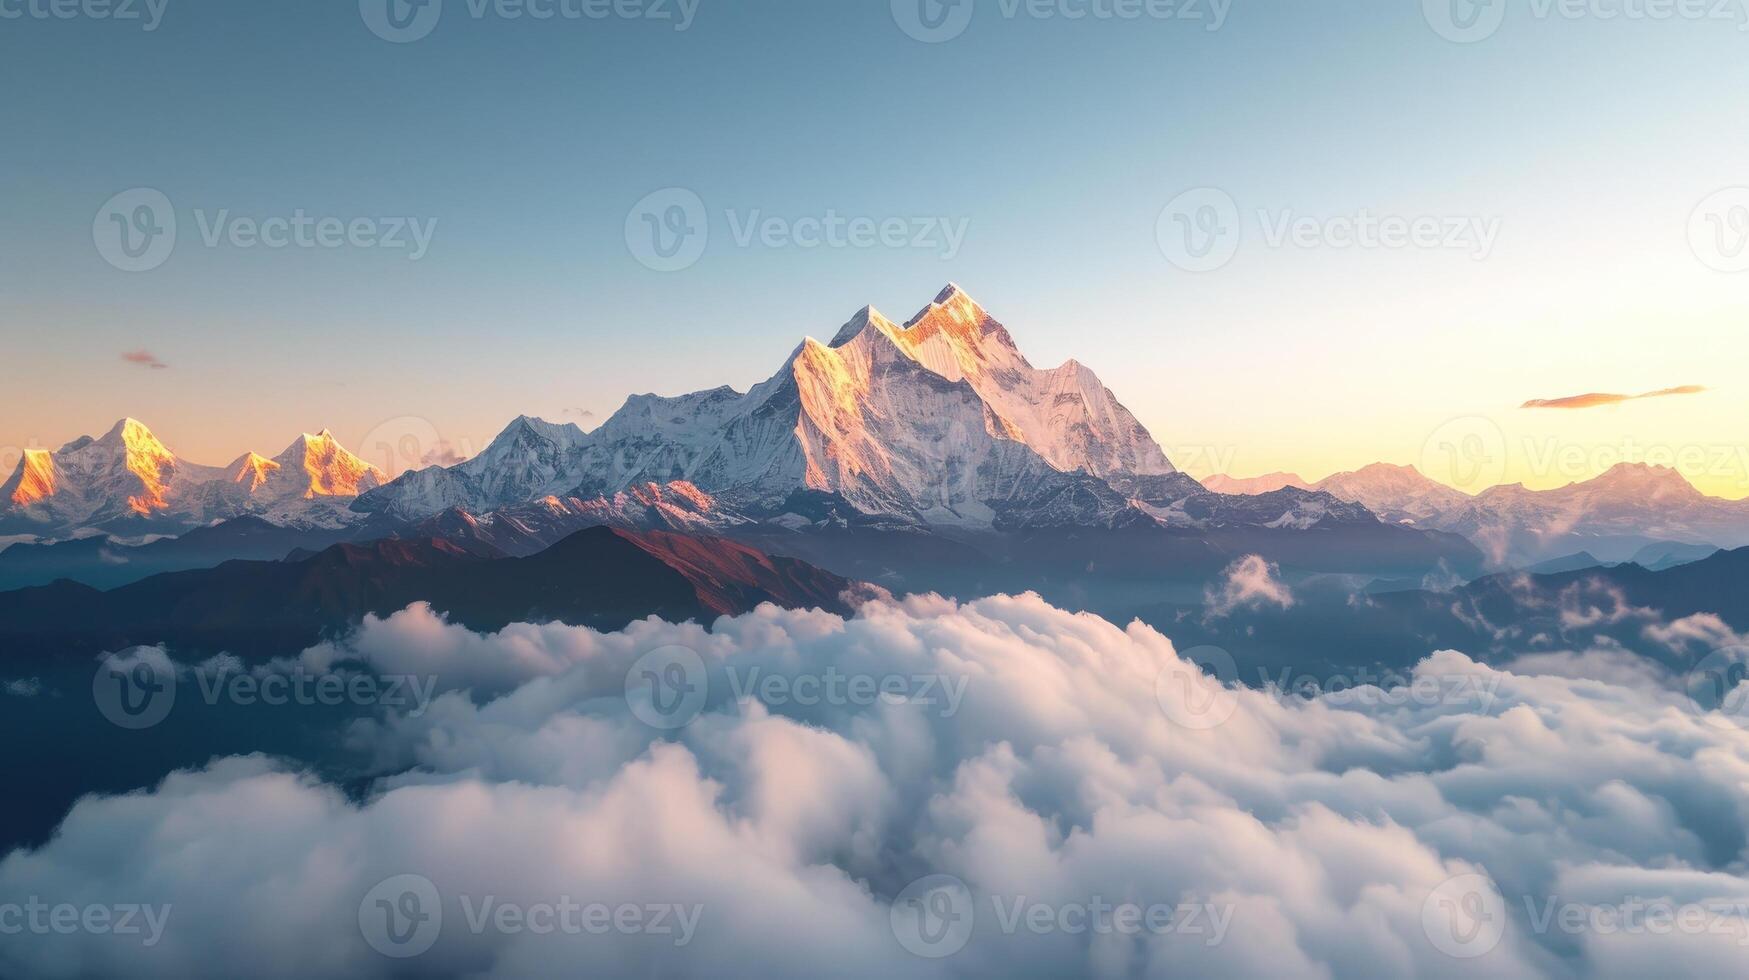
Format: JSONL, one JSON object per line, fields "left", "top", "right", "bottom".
{"left": 0, "top": 526, "right": 864, "bottom": 661}
{"left": 4, "top": 286, "right": 1743, "bottom": 600}
{"left": 1208, "top": 461, "right": 1749, "bottom": 564}
{"left": 0, "top": 419, "right": 385, "bottom": 535}
{"left": 1, "top": 286, "right": 1397, "bottom": 547}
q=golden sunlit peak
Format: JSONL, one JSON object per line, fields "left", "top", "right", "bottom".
{"left": 231, "top": 452, "right": 281, "bottom": 492}
{"left": 105, "top": 417, "right": 170, "bottom": 452}
{"left": 8, "top": 449, "right": 57, "bottom": 506}
{"left": 289, "top": 431, "right": 385, "bottom": 498}
{"left": 98, "top": 418, "right": 178, "bottom": 515}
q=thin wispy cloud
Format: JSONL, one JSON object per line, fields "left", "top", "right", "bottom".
{"left": 120, "top": 349, "right": 170, "bottom": 371}
{"left": 1521, "top": 384, "right": 1706, "bottom": 410}
{"left": 419, "top": 442, "right": 467, "bottom": 467}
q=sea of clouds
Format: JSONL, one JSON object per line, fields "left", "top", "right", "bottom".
{"left": 4, "top": 593, "right": 1749, "bottom": 978}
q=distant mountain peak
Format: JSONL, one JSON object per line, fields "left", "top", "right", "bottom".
{"left": 5, "top": 449, "right": 57, "bottom": 507}
{"left": 1585, "top": 461, "right": 1702, "bottom": 499}
{"left": 499, "top": 414, "right": 587, "bottom": 447}
{"left": 357, "top": 286, "right": 1179, "bottom": 527}
{"left": 276, "top": 430, "right": 384, "bottom": 498}
{"left": 827, "top": 304, "right": 901, "bottom": 347}
{"left": 920, "top": 282, "right": 982, "bottom": 321}
{"left": 229, "top": 452, "right": 281, "bottom": 492}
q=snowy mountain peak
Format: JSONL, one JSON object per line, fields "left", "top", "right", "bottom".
{"left": 0, "top": 419, "right": 394, "bottom": 535}
{"left": 499, "top": 415, "right": 588, "bottom": 449}
{"left": 5, "top": 449, "right": 57, "bottom": 507}
{"left": 228, "top": 452, "right": 280, "bottom": 492}
{"left": 901, "top": 284, "right": 1018, "bottom": 357}
{"left": 1584, "top": 462, "right": 1704, "bottom": 500}
{"left": 356, "top": 286, "right": 1180, "bottom": 527}
{"left": 274, "top": 431, "right": 385, "bottom": 498}
{"left": 922, "top": 282, "right": 983, "bottom": 322}
{"left": 827, "top": 305, "right": 901, "bottom": 347}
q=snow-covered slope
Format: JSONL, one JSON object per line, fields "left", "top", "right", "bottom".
{"left": 360, "top": 285, "right": 1183, "bottom": 529}
{"left": 1312, "top": 463, "right": 1473, "bottom": 525}
{"left": 1225, "top": 460, "right": 1749, "bottom": 563}
{"left": 351, "top": 416, "right": 589, "bottom": 522}
{"left": 1439, "top": 463, "right": 1749, "bottom": 563}
{"left": 0, "top": 420, "right": 386, "bottom": 535}
{"left": 200, "top": 431, "right": 388, "bottom": 528}
{"left": 0, "top": 419, "right": 223, "bottom": 533}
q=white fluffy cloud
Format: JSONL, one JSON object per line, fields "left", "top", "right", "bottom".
{"left": 1203, "top": 554, "right": 1296, "bottom": 620}
{"left": 5, "top": 594, "right": 1749, "bottom": 978}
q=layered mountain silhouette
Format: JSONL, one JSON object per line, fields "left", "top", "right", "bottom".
{"left": 0, "top": 527, "right": 863, "bottom": 661}
{"left": 1145, "top": 543, "right": 1749, "bottom": 681}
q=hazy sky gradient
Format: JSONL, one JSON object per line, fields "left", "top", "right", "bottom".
{"left": 3, "top": 0, "right": 1746, "bottom": 496}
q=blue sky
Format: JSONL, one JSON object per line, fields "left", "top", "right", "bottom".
{"left": 3, "top": 0, "right": 1747, "bottom": 493}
